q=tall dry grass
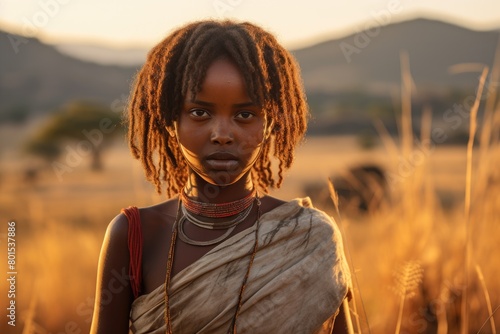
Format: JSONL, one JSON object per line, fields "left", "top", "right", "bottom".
{"left": 333, "top": 51, "right": 500, "bottom": 333}
{"left": 0, "top": 161, "right": 146, "bottom": 334}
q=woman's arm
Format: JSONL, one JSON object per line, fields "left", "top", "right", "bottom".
{"left": 90, "top": 214, "right": 133, "bottom": 334}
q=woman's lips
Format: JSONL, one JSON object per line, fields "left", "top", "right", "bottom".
{"left": 206, "top": 152, "right": 239, "bottom": 170}
{"left": 206, "top": 159, "right": 239, "bottom": 170}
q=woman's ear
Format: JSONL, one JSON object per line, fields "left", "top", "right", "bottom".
{"left": 167, "top": 121, "right": 180, "bottom": 138}
{"left": 166, "top": 126, "right": 176, "bottom": 138}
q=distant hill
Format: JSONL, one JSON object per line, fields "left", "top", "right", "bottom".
{"left": 292, "top": 18, "right": 499, "bottom": 94}
{"left": 1, "top": 18, "right": 499, "bottom": 133}
{"left": 0, "top": 32, "right": 138, "bottom": 118}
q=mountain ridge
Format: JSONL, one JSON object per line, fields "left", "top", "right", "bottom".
{"left": 1, "top": 17, "right": 498, "bottom": 127}
{"left": 51, "top": 17, "right": 500, "bottom": 67}
{"left": 293, "top": 18, "right": 499, "bottom": 93}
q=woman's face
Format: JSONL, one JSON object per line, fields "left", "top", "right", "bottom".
{"left": 176, "top": 57, "right": 268, "bottom": 187}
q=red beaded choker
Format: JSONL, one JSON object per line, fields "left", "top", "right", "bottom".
{"left": 180, "top": 188, "right": 257, "bottom": 218}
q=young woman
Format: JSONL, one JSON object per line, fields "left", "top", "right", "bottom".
{"left": 91, "top": 20, "right": 351, "bottom": 333}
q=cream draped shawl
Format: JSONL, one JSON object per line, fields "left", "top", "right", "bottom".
{"left": 129, "top": 198, "right": 351, "bottom": 334}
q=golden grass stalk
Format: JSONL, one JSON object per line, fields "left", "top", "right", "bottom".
{"left": 476, "top": 305, "right": 500, "bottom": 334}
{"left": 342, "top": 299, "right": 355, "bottom": 334}
{"left": 461, "top": 66, "right": 489, "bottom": 334}
{"left": 399, "top": 50, "right": 421, "bottom": 218}
{"left": 477, "top": 39, "right": 500, "bottom": 201}
{"left": 21, "top": 294, "right": 37, "bottom": 334}
{"left": 373, "top": 119, "right": 400, "bottom": 190}
{"left": 373, "top": 118, "right": 399, "bottom": 153}
{"left": 400, "top": 50, "right": 414, "bottom": 160}
{"left": 475, "top": 264, "right": 497, "bottom": 334}
{"left": 481, "top": 41, "right": 500, "bottom": 139}
{"left": 436, "top": 285, "right": 449, "bottom": 334}
{"left": 328, "top": 179, "right": 360, "bottom": 334}
{"left": 393, "top": 261, "right": 423, "bottom": 334}
{"left": 417, "top": 105, "right": 433, "bottom": 210}
{"left": 328, "top": 178, "right": 341, "bottom": 222}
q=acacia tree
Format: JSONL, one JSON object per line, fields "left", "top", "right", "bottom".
{"left": 25, "top": 100, "right": 124, "bottom": 173}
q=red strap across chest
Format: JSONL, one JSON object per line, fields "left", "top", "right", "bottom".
{"left": 121, "top": 206, "right": 142, "bottom": 299}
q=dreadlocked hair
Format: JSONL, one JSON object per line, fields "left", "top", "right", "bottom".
{"left": 127, "top": 20, "right": 309, "bottom": 197}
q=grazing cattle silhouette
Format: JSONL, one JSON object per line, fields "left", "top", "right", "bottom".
{"left": 303, "top": 164, "right": 388, "bottom": 216}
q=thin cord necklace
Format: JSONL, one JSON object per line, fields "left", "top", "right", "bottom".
{"left": 177, "top": 215, "right": 237, "bottom": 246}
{"left": 178, "top": 202, "right": 253, "bottom": 246}
{"left": 178, "top": 189, "right": 256, "bottom": 246}
{"left": 164, "top": 195, "right": 261, "bottom": 334}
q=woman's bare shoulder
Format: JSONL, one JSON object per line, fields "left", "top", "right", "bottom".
{"left": 104, "top": 198, "right": 178, "bottom": 245}
{"left": 136, "top": 197, "right": 179, "bottom": 231}
{"left": 132, "top": 198, "right": 178, "bottom": 242}
{"left": 141, "top": 197, "right": 179, "bottom": 214}
{"left": 103, "top": 212, "right": 129, "bottom": 245}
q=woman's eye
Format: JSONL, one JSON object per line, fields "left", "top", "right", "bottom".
{"left": 236, "top": 111, "right": 254, "bottom": 120}
{"left": 190, "top": 109, "right": 209, "bottom": 118}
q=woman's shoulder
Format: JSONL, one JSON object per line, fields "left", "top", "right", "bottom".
{"left": 138, "top": 198, "right": 179, "bottom": 221}
{"left": 106, "top": 198, "right": 178, "bottom": 240}
{"left": 300, "top": 197, "right": 341, "bottom": 233}
{"left": 269, "top": 196, "right": 341, "bottom": 236}
{"left": 293, "top": 196, "right": 335, "bottom": 219}
{"left": 263, "top": 196, "right": 334, "bottom": 222}
{"left": 103, "top": 210, "right": 129, "bottom": 243}
{"left": 128, "top": 198, "right": 179, "bottom": 235}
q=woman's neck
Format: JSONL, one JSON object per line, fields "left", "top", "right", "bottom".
{"left": 184, "top": 172, "right": 255, "bottom": 204}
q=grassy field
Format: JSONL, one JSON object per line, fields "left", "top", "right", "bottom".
{"left": 1, "top": 124, "right": 499, "bottom": 333}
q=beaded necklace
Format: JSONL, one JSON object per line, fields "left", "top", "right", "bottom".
{"left": 180, "top": 188, "right": 256, "bottom": 218}
{"left": 164, "top": 195, "right": 261, "bottom": 334}
{"left": 181, "top": 201, "right": 254, "bottom": 229}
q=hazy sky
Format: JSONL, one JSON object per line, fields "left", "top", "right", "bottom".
{"left": 1, "top": 0, "right": 499, "bottom": 49}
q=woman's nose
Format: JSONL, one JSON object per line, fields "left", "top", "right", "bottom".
{"left": 210, "top": 118, "right": 234, "bottom": 145}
